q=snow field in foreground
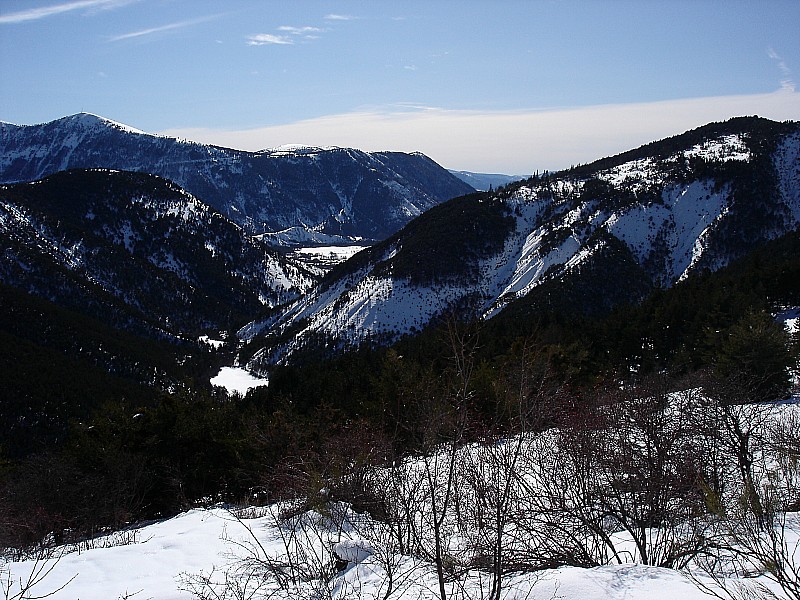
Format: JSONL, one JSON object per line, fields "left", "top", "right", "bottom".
{"left": 3, "top": 505, "right": 732, "bottom": 600}
{"left": 4, "top": 398, "right": 798, "bottom": 599}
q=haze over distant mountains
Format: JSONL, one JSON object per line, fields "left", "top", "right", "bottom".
{"left": 448, "top": 170, "right": 525, "bottom": 191}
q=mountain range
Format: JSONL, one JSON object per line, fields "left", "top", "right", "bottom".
{"left": 238, "top": 117, "right": 800, "bottom": 369}
{"left": 1, "top": 114, "right": 799, "bottom": 383}
{"left": 3, "top": 110, "right": 799, "bottom": 597}
{"left": 0, "top": 113, "right": 474, "bottom": 242}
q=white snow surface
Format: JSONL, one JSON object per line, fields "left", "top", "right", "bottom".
{"left": 287, "top": 245, "right": 370, "bottom": 276}
{"left": 262, "top": 144, "right": 340, "bottom": 155}
{"left": 0, "top": 507, "right": 717, "bottom": 600}
{"left": 606, "top": 180, "right": 730, "bottom": 282}
{"left": 198, "top": 335, "right": 225, "bottom": 349}
{"left": 69, "top": 112, "right": 148, "bottom": 136}
{"left": 259, "top": 225, "right": 365, "bottom": 249}
{"left": 209, "top": 367, "right": 268, "bottom": 395}
{"left": 293, "top": 245, "right": 368, "bottom": 258}
{"left": 778, "top": 307, "right": 800, "bottom": 336}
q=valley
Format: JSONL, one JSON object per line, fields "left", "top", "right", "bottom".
{"left": 4, "top": 3, "right": 798, "bottom": 598}
{"left": 1, "top": 114, "right": 798, "bottom": 600}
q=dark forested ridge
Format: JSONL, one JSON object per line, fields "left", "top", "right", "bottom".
{"left": 0, "top": 169, "right": 312, "bottom": 337}
{"left": 0, "top": 283, "right": 207, "bottom": 458}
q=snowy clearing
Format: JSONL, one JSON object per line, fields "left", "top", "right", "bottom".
{"left": 210, "top": 366, "right": 268, "bottom": 395}
{"left": 198, "top": 335, "right": 225, "bottom": 349}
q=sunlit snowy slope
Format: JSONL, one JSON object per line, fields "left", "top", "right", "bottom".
{"left": 241, "top": 117, "right": 800, "bottom": 368}
{"left": 1, "top": 505, "right": 720, "bottom": 600}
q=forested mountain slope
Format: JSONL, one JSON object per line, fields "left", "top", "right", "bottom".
{"left": 240, "top": 117, "right": 800, "bottom": 368}
{"left": 0, "top": 169, "right": 313, "bottom": 338}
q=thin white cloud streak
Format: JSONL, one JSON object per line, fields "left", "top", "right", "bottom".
{"left": 0, "top": 0, "right": 128, "bottom": 24}
{"left": 247, "top": 33, "right": 293, "bottom": 45}
{"left": 278, "top": 26, "right": 323, "bottom": 34}
{"left": 107, "top": 15, "right": 220, "bottom": 42}
{"left": 249, "top": 25, "right": 326, "bottom": 45}
{"left": 159, "top": 90, "right": 800, "bottom": 174}
{"left": 324, "top": 14, "right": 357, "bottom": 21}
{"left": 768, "top": 48, "right": 796, "bottom": 93}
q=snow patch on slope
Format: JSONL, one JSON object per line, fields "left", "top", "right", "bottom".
{"left": 606, "top": 180, "right": 729, "bottom": 281}
{"left": 685, "top": 133, "right": 750, "bottom": 162}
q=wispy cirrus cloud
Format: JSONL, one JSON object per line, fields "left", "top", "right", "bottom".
{"left": 324, "top": 14, "right": 357, "bottom": 21}
{"left": 0, "top": 0, "right": 131, "bottom": 24}
{"left": 768, "top": 48, "right": 796, "bottom": 93}
{"left": 246, "top": 33, "right": 293, "bottom": 46}
{"left": 107, "top": 14, "right": 220, "bottom": 42}
{"left": 247, "top": 24, "right": 326, "bottom": 46}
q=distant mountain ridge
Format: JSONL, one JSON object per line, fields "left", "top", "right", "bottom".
{"left": 3, "top": 114, "right": 799, "bottom": 378}
{"left": 239, "top": 117, "right": 800, "bottom": 369}
{"left": 449, "top": 170, "right": 526, "bottom": 191}
{"left": 0, "top": 113, "right": 474, "bottom": 241}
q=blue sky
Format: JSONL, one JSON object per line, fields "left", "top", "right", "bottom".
{"left": 1, "top": 0, "right": 799, "bottom": 173}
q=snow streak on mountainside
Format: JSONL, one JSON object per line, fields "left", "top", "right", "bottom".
{"left": 240, "top": 118, "right": 800, "bottom": 369}
{"left": 0, "top": 113, "right": 474, "bottom": 240}
{"left": 0, "top": 169, "right": 314, "bottom": 338}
